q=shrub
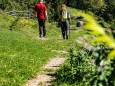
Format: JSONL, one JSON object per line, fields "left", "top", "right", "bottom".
{"left": 54, "top": 46, "right": 94, "bottom": 86}
{"left": 54, "top": 11, "right": 115, "bottom": 86}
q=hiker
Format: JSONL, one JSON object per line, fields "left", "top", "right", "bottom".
{"left": 60, "top": 4, "right": 70, "bottom": 39}
{"left": 34, "top": 0, "right": 48, "bottom": 38}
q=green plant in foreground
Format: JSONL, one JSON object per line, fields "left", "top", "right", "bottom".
{"left": 77, "top": 12, "right": 115, "bottom": 59}
{"left": 54, "top": 44, "right": 94, "bottom": 86}
{"left": 77, "top": 12, "right": 115, "bottom": 86}
{"left": 69, "top": 47, "right": 93, "bottom": 85}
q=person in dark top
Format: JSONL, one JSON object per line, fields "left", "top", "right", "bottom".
{"left": 60, "top": 4, "right": 70, "bottom": 39}
{"left": 34, "top": 0, "right": 48, "bottom": 38}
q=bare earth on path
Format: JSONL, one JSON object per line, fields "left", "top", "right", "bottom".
{"left": 24, "top": 56, "right": 67, "bottom": 86}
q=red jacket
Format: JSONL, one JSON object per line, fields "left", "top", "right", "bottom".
{"left": 35, "top": 2, "right": 46, "bottom": 19}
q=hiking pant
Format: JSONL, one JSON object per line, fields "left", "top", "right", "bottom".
{"left": 61, "top": 21, "right": 69, "bottom": 39}
{"left": 38, "top": 19, "right": 46, "bottom": 37}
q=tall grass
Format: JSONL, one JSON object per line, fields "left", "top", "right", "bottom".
{"left": 0, "top": 14, "right": 79, "bottom": 85}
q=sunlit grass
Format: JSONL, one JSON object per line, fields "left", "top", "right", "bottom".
{"left": 0, "top": 14, "right": 80, "bottom": 85}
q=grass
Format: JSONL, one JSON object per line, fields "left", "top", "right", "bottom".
{"left": 0, "top": 13, "right": 80, "bottom": 85}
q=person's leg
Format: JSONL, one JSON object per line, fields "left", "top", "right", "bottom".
{"left": 42, "top": 20, "right": 46, "bottom": 37}
{"left": 63, "top": 22, "right": 68, "bottom": 39}
{"left": 38, "top": 19, "right": 43, "bottom": 37}
{"left": 61, "top": 22, "right": 65, "bottom": 39}
{"left": 65, "top": 21, "right": 69, "bottom": 39}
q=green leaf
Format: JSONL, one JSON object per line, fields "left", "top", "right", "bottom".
{"left": 108, "top": 49, "right": 115, "bottom": 59}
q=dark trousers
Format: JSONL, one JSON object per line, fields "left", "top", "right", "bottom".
{"left": 61, "top": 21, "right": 69, "bottom": 39}
{"left": 38, "top": 19, "right": 46, "bottom": 37}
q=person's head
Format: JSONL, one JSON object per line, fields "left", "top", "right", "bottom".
{"left": 61, "top": 4, "right": 66, "bottom": 11}
{"left": 39, "top": 0, "right": 43, "bottom": 3}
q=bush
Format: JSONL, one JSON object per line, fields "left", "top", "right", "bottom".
{"left": 54, "top": 11, "right": 115, "bottom": 86}
{"left": 54, "top": 46, "right": 94, "bottom": 86}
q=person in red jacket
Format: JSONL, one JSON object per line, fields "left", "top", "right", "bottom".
{"left": 34, "top": 0, "right": 48, "bottom": 38}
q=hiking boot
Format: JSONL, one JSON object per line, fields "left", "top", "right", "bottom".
{"left": 66, "top": 36, "right": 69, "bottom": 39}
{"left": 63, "top": 36, "right": 65, "bottom": 39}
{"left": 39, "top": 35, "right": 42, "bottom": 38}
{"left": 43, "top": 36, "right": 47, "bottom": 38}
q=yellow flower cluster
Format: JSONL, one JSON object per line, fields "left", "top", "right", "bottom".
{"left": 18, "top": 19, "right": 29, "bottom": 27}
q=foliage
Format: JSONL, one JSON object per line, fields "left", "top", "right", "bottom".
{"left": 65, "top": 0, "right": 106, "bottom": 14}
{"left": 77, "top": 11, "right": 115, "bottom": 86}
{"left": 89, "top": 45, "right": 115, "bottom": 86}
{"left": 103, "top": 0, "right": 115, "bottom": 21}
{"left": 0, "top": 0, "right": 114, "bottom": 25}
{"left": 54, "top": 11, "right": 115, "bottom": 86}
{"left": 77, "top": 12, "right": 115, "bottom": 56}
{"left": 0, "top": 14, "right": 38, "bottom": 31}
{"left": 65, "top": 0, "right": 115, "bottom": 30}
{"left": 109, "top": 20, "right": 115, "bottom": 30}
{"left": 54, "top": 46, "right": 94, "bottom": 86}
{"left": 0, "top": 0, "right": 64, "bottom": 21}
{"left": 45, "top": 0, "right": 63, "bottom": 21}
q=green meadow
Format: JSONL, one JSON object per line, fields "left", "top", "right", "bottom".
{"left": 0, "top": 11, "right": 80, "bottom": 85}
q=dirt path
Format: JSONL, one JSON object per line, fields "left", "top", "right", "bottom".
{"left": 24, "top": 56, "right": 67, "bottom": 86}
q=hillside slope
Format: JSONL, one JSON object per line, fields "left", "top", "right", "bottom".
{"left": 0, "top": 14, "right": 79, "bottom": 85}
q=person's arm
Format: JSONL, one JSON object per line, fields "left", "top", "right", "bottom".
{"left": 69, "top": 13, "right": 71, "bottom": 23}
{"left": 34, "top": 5, "right": 37, "bottom": 18}
{"left": 45, "top": 10, "right": 48, "bottom": 21}
{"left": 34, "top": 11, "right": 37, "bottom": 18}
{"left": 68, "top": 11, "right": 71, "bottom": 24}
{"left": 59, "top": 11, "right": 62, "bottom": 21}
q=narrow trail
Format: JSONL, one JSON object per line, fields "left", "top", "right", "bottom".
{"left": 23, "top": 28, "right": 84, "bottom": 86}
{"left": 24, "top": 56, "right": 67, "bottom": 86}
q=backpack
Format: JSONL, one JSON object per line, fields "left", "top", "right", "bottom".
{"left": 60, "top": 10, "right": 70, "bottom": 22}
